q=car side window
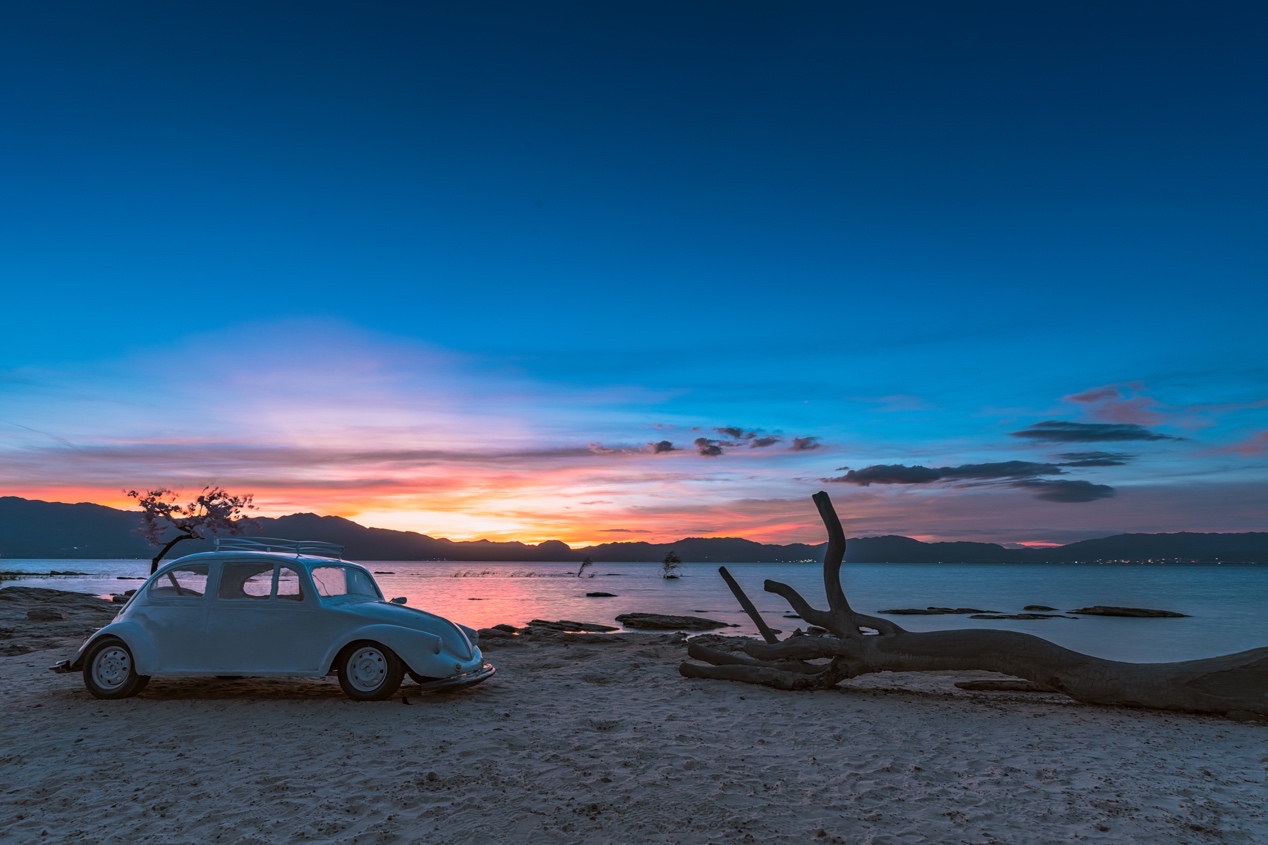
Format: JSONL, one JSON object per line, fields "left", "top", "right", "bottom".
{"left": 149, "top": 565, "right": 209, "bottom": 599}
{"left": 276, "top": 566, "right": 304, "bottom": 601}
{"left": 311, "top": 566, "right": 347, "bottom": 598}
{"left": 218, "top": 562, "right": 274, "bottom": 600}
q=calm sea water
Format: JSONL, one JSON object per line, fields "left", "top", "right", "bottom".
{"left": 4, "top": 559, "right": 1264, "bottom": 663}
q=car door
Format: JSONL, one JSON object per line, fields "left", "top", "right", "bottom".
{"left": 205, "top": 561, "right": 323, "bottom": 673}
{"left": 136, "top": 563, "right": 212, "bottom": 672}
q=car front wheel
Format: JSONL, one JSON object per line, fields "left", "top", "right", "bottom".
{"left": 83, "top": 638, "right": 150, "bottom": 699}
{"left": 337, "top": 642, "right": 404, "bottom": 701}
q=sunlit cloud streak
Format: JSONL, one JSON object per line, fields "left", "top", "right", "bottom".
{"left": 0, "top": 321, "right": 844, "bottom": 544}
{"left": 4, "top": 319, "right": 1268, "bottom": 545}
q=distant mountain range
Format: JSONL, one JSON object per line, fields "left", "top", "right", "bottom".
{"left": 1, "top": 496, "right": 1265, "bottom": 564}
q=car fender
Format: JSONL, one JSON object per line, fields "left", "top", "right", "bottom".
{"left": 66, "top": 621, "right": 157, "bottom": 674}
{"left": 322, "top": 624, "right": 446, "bottom": 677}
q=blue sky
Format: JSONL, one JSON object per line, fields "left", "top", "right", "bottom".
{"left": 3, "top": 1, "right": 1266, "bottom": 546}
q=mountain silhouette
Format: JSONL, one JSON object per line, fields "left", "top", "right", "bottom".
{"left": 2, "top": 497, "right": 1265, "bottom": 563}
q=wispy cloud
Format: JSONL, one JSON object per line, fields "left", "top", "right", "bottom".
{"left": 1057, "top": 451, "right": 1132, "bottom": 467}
{"left": 1226, "top": 431, "right": 1268, "bottom": 457}
{"left": 1010, "top": 478, "right": 1116, "bottom": 503}
{"left": 1065, "top": 383, "right": 1167, "bottom": 426}
{"left": 848, "top": 394, "right": 934, "bottom": 413}
{"left": 790, "top": 436, "right": 820, "bottom": 451}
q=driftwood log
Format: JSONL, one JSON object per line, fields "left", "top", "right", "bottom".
{"left": 679, "top": 492, "right": 1268, "bottom": 720}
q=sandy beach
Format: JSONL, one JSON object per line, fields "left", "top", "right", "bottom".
{"left": 2, "top": 587, "right": 1265, "bottom": 845}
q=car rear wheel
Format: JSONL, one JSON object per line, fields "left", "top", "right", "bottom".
{"left": 337, "top": 642, "right": 404, "bottom": 701}
{"left": 83, "top": 638, "right": 150, "bottom": 699}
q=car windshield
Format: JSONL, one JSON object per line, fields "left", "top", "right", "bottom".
{"left": 310, "top": 565, "right": 382, "bottom": 603}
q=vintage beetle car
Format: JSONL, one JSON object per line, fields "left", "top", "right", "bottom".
{"left": 51, "top": 538, "right": 494, "bottom": 701}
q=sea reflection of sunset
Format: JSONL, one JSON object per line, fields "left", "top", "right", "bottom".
{"left": 362, "top": 561, "right": 1263, "bottom": 664}
{"left": 4, "top": 558, "right": 1263, "bottom": 662}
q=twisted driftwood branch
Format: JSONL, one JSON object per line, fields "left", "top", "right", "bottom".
{"left": 679, "top": 491, "right": 1268, "bottom": 720}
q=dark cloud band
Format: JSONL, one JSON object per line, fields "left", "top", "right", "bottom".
{"left": 827, "top": 461, "right": 1063, "bottom": 485}
{"left": 825, "top": 460, "right": 1114, "bottom": 504}
{"left": 1011, "top": 421, "right": 1177, "bottom": 442}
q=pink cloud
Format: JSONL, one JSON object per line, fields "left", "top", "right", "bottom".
{"left": 1227, "top": 431, "right": 1268, "bottom": 457}
{"left": 1064, "top": 383, "right": 1167, "bottom": 426}
{"left": 1066, "top": 386, "right": 1122, "bottom": 404}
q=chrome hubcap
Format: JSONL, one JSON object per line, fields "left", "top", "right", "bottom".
{"left": 93, "top": 646, "right": 131, "bottom": 690}
{"left": 347, "top": 647, "right": 388, "bottom": 691}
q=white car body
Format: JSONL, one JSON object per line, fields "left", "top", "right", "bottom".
{"left": 53, "top": 538, "right": 493, "bottom": 700}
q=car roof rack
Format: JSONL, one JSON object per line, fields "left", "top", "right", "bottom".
{"left": 214, "top": 537, "right": 345, "bottom": 559}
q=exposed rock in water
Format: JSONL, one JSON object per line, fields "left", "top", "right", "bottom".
{"left": 879, "top": 607, "right": 996, "bottom": 615}
{"left": 1070, "top": 606, "right": 1189, "bottom": 618}
{"left": 615, "top": 613, "right": 734, "bottom": 631}
{"left": 1023, "top": 605, "right": 1057, "bottom": 611}
{"left": 585, "top": 592, "right": 617, "bottom": 598}
{"left": 527, "top": 619, "right": 619, "bottom": 633}
{"left": 970, "top": 613, "right": 1075, "bottom": 620}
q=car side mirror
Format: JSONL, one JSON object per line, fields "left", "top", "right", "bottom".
{"left": 390, "top": 596, "right": 407, "bottom": 605}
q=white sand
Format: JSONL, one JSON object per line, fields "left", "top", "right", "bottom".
{"left": 1, "top": 590, "right": 1266, "bottom": 844}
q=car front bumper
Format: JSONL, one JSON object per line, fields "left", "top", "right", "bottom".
{"left": 412, "top": 662, "right": 496, "bottom": 693}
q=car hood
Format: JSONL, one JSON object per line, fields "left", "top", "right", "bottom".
{"left": 340, "top": 601, "right": 475, "bottom": 658}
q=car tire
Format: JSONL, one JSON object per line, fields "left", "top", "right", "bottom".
{"left": 337, "top": 642, "right": 404, "bottom": 701}
{"left": 83, "top": 638, "right": 150, "bottom": 699}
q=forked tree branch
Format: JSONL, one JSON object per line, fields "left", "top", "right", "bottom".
{"left": 679, "top": 491, "right": 1268, "bottom": 720}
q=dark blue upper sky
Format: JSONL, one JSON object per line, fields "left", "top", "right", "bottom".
{"left": 3, "top": 1, "right": 1266, "bottom": 543}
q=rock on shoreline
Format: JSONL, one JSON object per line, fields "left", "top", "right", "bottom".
{"left": 0, "top": 586, "right": 117, "bottom": 656}
{"left": 879, "top": 607, "right": 996, "bottom": 615}
{"left": 615, "top": 613, "right": 735, "bottom": 631}
{"left": 1069, "top": 605, "right": 1189, "bottom": 618}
